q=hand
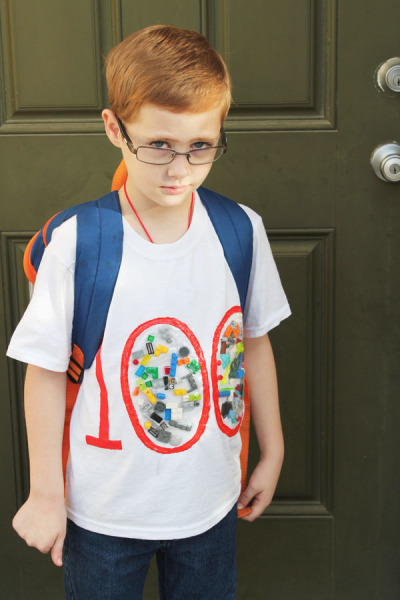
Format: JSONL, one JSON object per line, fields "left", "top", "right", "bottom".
{"left": 12, "top": 492, "right": 67, "bottom": 566}
{"left": 238, "top": 455, "right": 283, "bottom": 522}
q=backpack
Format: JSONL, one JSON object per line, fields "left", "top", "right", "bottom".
{"left": 24, "top": 161, "right": 253, "bottom": 517}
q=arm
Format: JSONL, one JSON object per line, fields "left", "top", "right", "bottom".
{"left": 238, "top": 333, "right": 284, "bottom": 522}
{"left": 12, "top": 365, "right": 67, "bottom": 566}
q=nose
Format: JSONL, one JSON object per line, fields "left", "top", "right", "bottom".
{"left": 167, "top": 153, "right": 191, "bottom": 178}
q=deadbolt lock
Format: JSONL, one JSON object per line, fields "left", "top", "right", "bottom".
{"left": 375, "top": 58, "right": 400, "bottom": 95}
{"left": 370, "top": 142, "right": 400, "bottom": 182}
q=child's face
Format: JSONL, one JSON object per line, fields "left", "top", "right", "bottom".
{"left": 111, "top": 104, "right": 223, "bottom": 211}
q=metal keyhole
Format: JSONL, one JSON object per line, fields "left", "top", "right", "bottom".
{"left": 370, "top": 142, "right": 400, "bottom": 182}
{"left": 375, "top": 58, "right": 400, "bottom": 94}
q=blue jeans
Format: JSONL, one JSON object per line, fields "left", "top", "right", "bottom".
{"left": 63, "top": 503, "right": 238, "bottom": 600}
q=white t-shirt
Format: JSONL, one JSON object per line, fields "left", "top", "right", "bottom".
{"left": 7, "top": 191, "right": 290, "bottom": 540}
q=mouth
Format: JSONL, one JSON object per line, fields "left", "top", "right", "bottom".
{"left": 161, "top": 185, "right": 189, "bottom": 195}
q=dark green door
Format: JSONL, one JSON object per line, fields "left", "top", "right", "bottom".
{"left": 1, "top": 1, "right": 399, "bottom": 598}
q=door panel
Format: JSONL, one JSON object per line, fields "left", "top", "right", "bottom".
{"left": 1, "top": 1, "right": 399, "bottom": 598}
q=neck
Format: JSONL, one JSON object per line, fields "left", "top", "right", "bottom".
{"left": 120, "top": 181, "right": 195, "bottom": 244}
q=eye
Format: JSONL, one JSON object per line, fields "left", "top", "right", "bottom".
{"left": 191, "top": 142, "right": 212, "bottom": 150}
{"left": 151, "top": 141, "right": 170, "bottom": 149}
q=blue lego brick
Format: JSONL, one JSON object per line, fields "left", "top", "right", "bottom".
{"left": 169, "top": 353, "right": 178, "bottom": 377}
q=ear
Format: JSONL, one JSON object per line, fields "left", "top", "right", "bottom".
{"left": 102, "top": 109, "right": 122, "bottom": 149}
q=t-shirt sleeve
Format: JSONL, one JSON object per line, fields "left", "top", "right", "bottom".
{"left": 242, "top": 209, "right": 291, "bottom": 337}
{"left": 6, "top": 219, "right": 76, "bottom": 371}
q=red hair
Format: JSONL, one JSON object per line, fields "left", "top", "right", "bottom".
{"left": 105, "top": 25, "right": 231, "bottom": 124}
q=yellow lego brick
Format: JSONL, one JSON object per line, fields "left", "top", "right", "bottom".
{"left": 141, "top": 354, "right": 152, "bottom": 366}
{"left": 174, "top": 388, "right": 187, "bottom": 396}
{"left": 221, "top": 360, "right": 231, "bottom": 385}
{"left": 154, "top": 344, "right": 169, "bottom": 357}
{"left": 144, "top": 388, "right": 157, "bottom": 404}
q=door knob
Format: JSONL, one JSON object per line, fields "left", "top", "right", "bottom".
{"left": 375, "top": 58, "right": 400, "bottom": 94}
{"left": 370, "top": 143, "right": 400, "bottom": 182}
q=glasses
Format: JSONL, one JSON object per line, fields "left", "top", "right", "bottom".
{"left": 115, "top": 115, "right": 227, "bottom": 165}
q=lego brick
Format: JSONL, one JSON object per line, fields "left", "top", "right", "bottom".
{"left": 154, "top": 344, "right": 168, "bottom": 357}
{"left": 183, "top": 400, "right": 199, "bottom": 409}
{"left": 177, "top": 357, "right": 190, "bottom": 366}
{"left": 158, "top": 430, "right": 172, "bottom": 443}
{"left": 146, "top": 367, "right": 159, "bottom": 380}
{"left": 224, "top": 325, "right": 233, "bottom": 338}
{"left": 169, "top": 420, "right": 192, "bottom": 431}
{"left": 167, "top": 377, "right": 175, "bottom": 390}
{"left": 187, "top": 360, "right": 200, "bottom": 374}
{"left": 144, "top": 422, "right": 160, "bottom": 438}
{"left": 188, "top": 394, "right": 201, "bottom": 402}
{"left": 150, "top": 412, "right": 163, "bottom": 425}
{"left": 144, "top": 388, "right": 157, "bottom": 404}
{"left": 220, "top": 354, "right": 231, "bottom": 369}
{"left": 181, "top": 373, "right": 197, "bottom": 392}
{"left": 221, "top": 401, "right": 233, "bottom": 418}
{"left": 233, "top": 324, "right": 241, "bottom": 338}
{"left": 171, "top": 408, "right": 183, "bottom": 420}
{"left": 135, "top": 365, "right": 145, "bottom": 377}
{"left": 159, "top": 327, "right": 174, "bottom": 343}
{"left": 169, "top": 353, "right": 178, "bottom": 377}
{"left": 141, "top": 354, "right": 152, "bottom": 366}
{"left": 174, "top": 388, "right": 187, "bottom": 396}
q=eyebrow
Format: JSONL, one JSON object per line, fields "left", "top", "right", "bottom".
{"left": 142, "top": 133, "right": 220, "bottom": 145}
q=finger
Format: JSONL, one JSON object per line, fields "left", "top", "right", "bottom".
{"left": 241, "top": 493, "right": 272, "bottom": 522}
{"left": 237, "top": 484, "right": 257, "bottom": 509}
{"left": 51, "top": 532, "right": 65, "bottom": 567}
{"left": 240, "top": 501, "right": 264, "bottom": 522}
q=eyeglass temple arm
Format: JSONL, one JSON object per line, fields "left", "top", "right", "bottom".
{"left": 115, "top": 115, "right": 133, "bottom": 146}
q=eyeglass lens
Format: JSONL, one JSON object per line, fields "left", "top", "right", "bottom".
{"left": 136, "top": 146, "right": 224, "bottom": 165}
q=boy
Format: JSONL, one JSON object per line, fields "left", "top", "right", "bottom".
{"left": 8, "top": 25, "right": 290, "bottom": 600}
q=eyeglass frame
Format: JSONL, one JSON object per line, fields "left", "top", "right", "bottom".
{"left": 115, "top": 115, "right": 227, "bottom": 165}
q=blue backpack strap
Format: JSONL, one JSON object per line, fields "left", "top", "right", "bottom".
{"left": 72, "top": 191, "right": 123, "bottom": 378}
{"left": 24, "top": 192, "right": 123, "bottom": 382}
{"left": 198, "top": 187, "right": 253, "bottom": 311}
